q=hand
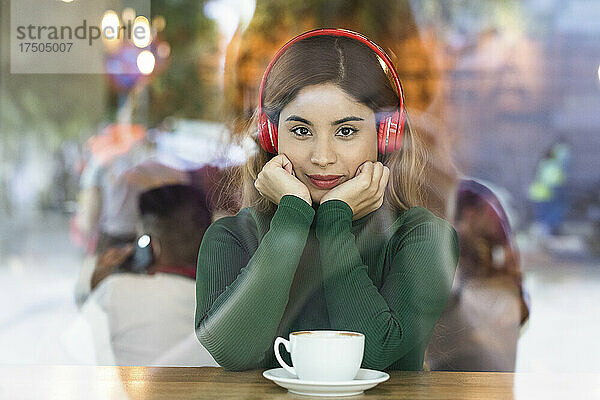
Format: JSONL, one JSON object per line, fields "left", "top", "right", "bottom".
{"left": 320, "top": 161, "right": 390, "bottom": 220}
{"left": 254, "top": 154, "right": 312, "bottom": 206}
{"left": 91, "top": 245, "right": 134, "bottom": 290}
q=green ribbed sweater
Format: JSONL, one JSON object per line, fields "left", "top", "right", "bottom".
{"left": 195, "top": 195, "right": 459, "bottom": 371}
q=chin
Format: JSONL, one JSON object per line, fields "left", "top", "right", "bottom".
{"left": 309, "top": 191, "right": 326, "bottom": 204}
{"left": 311, "top": 195, "right": 323, "bottom": 204}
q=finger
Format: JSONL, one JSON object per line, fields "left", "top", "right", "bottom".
{"left": 269, "top": 154, "right": 296, "bottom": 176}
{"left": 100, "top": 253, "right": 120, "bottom": 268}
{"left": 283, "top": 163, "right": 293, "bottom": 175}
{"left": 254, "top": 171, "right": 264, "bottom": 188}
{"left": 356, "top": 160, "right": 373, "bottom": 177}
{"left": 376, "top": 164, "right": 389, "bottom": 190}
{"left": 281, "top": 156, "right": 295, "bottom": 176}
{"left": 355, "top": 160, "right": 369, "bottom": 176}
{"left": 115, "top": 251, "right": 132, "bottom": 263}
{"left": 271, "top": 153, "right": 287, "bottom": 167}
{"left": 254, "top": 181, "right": 263, "bottom": 196}
{"left": 108, "top": 248, "right": 129, "bottom": 261}
{"left": 371, "top": 162, "right": 384, "bottom": 188}
{"left": 382, "top": 166, "right": 390, "bottom": 188}
{"left": 112, "top": 247, "right": 133, "bottom": 264}
{"left": 374, "top": 166, "right": 390, "bottom": 198}
{"left": 358, "top": 162, "right": 375, "bottom": 189}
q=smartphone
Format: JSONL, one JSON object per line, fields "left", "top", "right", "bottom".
{"left": 116, "top": 234, "right": 154, "bottom": 274}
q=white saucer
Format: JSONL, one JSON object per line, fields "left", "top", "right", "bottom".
{"left": 262, "top": 368, "right": 389, "bottom": 397}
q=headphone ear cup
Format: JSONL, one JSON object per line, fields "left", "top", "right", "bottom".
{"left": 377, "top": 109, "right": 405, "bottom": 155}
{"left": 389, "top": 108, "right": 405, "bottom": 153}
{"left": 377, "top": 116, "right": 390, "bottom": 155}
{"left": 257, "top": 112, "right": 278, "bottom": 153}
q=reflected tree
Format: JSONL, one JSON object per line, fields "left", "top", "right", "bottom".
{"left": 147, "top": 0, "right": 219, "bottom": 126}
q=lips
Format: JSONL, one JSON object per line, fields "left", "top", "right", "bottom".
{"left": 307, "top": 174, "right": 343, "bottom": 190}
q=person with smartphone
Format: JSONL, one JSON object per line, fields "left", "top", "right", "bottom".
{"left": 82, "top": 184, "right": 218, "bottom": 366}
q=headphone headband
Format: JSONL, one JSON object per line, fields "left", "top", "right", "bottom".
{"left": 258, "top": 28, "right": 404, "bottom": 118}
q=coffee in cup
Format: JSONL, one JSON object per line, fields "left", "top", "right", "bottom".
{"left": 273, "top": 330, "right": 365, "bottom": 382}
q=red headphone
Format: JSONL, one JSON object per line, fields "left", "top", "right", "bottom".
{"left": 257, "top": 28, "right": 406, "bottom": 156}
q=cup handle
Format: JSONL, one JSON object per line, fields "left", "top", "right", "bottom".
{"left": 274, "top": 337, "right": 296, "bottom": 377}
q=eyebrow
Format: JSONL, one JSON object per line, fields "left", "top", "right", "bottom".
{"left": 285, "top": 115, "right": 313, "bottom": 125}
{"left": 284, "top": 115, "right": 365, "bottom": 126}
{"left": 331, "top": 116, "right": 364, "bottom": 125}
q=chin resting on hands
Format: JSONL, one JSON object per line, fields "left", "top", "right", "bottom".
{"left": 320, "top": 161, "right": 390, "bottom": 220}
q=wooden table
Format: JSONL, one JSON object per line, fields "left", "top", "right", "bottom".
{"left": 0, "top": 366, "right": 598, "bottom": 399}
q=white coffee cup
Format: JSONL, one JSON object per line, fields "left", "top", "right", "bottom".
{"left": 273, "top": 330, "right": 365, "bottom": 382}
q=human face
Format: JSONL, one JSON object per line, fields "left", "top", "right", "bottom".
{"left": 277, "top": 83, "right": 378, "bottom": 204}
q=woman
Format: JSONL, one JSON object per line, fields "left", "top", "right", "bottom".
{"left": 195, "top": 29, "right": 459, "bottom": 371}
{"left": 427, "top": 178, "right": 530, "bottom": 371}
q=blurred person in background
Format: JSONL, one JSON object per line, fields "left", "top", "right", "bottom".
{"left": 73, "top": 120, "right": 242, "bottom": 306}
{"left": 409, "top": 113, "right": 530, "bottom": 372}
{"left": 186, "top": 162, "right": 243, "bottom": 221}
{"left": 79, "top": 184, "right": 218, "bottom": 366}
{"left": 528, "top": 140, "right": 571, "bottom": 239}
{"left": 75, "top": 123, "right": 155, "bottom": 255}
{"left": 426, "top": 178, "right": 530, "bottom": 372}
{"left": 73, "top": 123, "right": 192, "bottom": 307}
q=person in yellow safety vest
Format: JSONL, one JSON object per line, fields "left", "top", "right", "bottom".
{"left": 528, "top": 141, "right": 571, "bottom": 236}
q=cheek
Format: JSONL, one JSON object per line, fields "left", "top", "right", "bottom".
{"left": 360, "top": 127, "right": 379, "bottom": 158}
{"left": 348, "top": 137, "right": 378, "bottom": 171}
{"left": 277, "top": 144, "right": 305, "bottom": 172}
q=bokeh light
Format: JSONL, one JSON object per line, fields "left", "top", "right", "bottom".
{"left": 101, "top": 10, "right": 120, "bottom": 41}
{"left": 133, "top": 16, "right": 152, "bottom": 48}
{"left": 137, "top": 50, "right": 155, "bottom": 75}
{"left": 157, "top": 42, "right": 171, "bottom": 59}
{"left": 137, "top": 234, "right": 151, "bottom": 248}
{"left": 152, "top": 15, "right": 166, "bottom": 32}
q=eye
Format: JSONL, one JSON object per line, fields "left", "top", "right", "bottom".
{"left": 336, "top": 126, "right": 358, "bottom": 138}
{"left": 291, "top": 126, "right": 311, "bottom": 137}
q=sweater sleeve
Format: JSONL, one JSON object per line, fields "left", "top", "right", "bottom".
{"left": 315, "top": 200, "right": 459, "bottom": 370}
{"left": 195, "top": 195, "right": 315, "bottom": 371}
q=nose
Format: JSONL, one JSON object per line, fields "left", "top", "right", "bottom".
{"left": 310, "top": 136, "right": 337, "bottom": 167}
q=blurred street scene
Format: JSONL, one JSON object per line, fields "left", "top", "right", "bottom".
{"left": 1, "top": 0, "right": 600, "bottom": 372}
